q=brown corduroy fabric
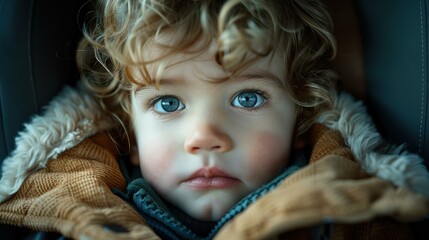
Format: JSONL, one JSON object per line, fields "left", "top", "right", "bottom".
{"left": 0, "top": 133, "right": 160, "bottom": 240}
{"left": 214, "top": 125, "right": 429, "bottom": 239}
{"left": 309, "top": 123, "right": 356, "bottom": 164}
{"left": 0, "top": 125, "right": 428, "bottom": 240}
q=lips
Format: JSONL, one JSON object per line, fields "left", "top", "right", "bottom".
{"left": 182, "top": 168, "right": 241, "bottom": 190}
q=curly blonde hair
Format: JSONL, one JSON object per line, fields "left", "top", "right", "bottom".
{"left": 77, "top": 0, "right": 338, "bottom": 140}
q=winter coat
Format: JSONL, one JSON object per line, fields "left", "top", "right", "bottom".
{"left": 0, "top": 84, "right": 428, "bottom": 240}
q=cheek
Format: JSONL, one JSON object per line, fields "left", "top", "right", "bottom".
{"left": 137, "top": 135, "right": 176, "bottom": 188}
{"left": 244, "top": 131, "right": 292, "bottom": 183}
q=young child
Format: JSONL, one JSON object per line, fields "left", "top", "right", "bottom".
{"left": 0, "top": 0, "right": 428, "bottom": 239}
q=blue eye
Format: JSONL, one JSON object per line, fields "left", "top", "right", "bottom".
{"left": 153, "top": 96, "right": 185, "bottom": 113}
{"left": 231, "top": 91, "right": 266, "bottom": 108}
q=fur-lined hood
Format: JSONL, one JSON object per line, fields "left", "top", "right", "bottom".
{"left": 0, "top": 84, "right": 428, "bottom": 203}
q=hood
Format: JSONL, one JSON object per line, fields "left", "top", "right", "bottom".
{"left": 0, "top": 84, "right": 113, "bottom": 202}
{"left": 317, "top": 93, "right": 429, "bottom": 197}
{"left": 0, "top": 84, "right": 428, "bottom": 202}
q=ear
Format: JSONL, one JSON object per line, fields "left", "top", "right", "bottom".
{"left": 130, "top": 146, "right": 140, "bottom": 166}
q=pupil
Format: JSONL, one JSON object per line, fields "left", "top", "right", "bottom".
{"left": 238, "top": 92, "right": 257, "bottom": 107}
{"left": 161, "top": 97, "right": 179, "bottom": 112}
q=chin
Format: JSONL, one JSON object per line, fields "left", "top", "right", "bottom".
{"left": 189, "top": 209, "right": 225, "bottom": 222}
{"left": 185, "top": 198, "right": 236, "bottom": 221}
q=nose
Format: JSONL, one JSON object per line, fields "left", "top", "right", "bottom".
{"left": 184, "top": 124, "right": 233, "bottom": 154}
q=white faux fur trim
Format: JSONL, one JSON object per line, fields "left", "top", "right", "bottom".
{"left": 0, "top": 84, "right": 114, "bottom": 202}
{"left": 317, "top": 93, "right": 429, "bottom": 197}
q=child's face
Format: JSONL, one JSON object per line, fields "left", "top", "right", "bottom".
{"left": 131, "top": 40, "right": 296, "bottom": 221}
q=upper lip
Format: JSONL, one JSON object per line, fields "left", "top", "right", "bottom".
{"left": 183, "top": 167, "right": 237, "bottom": 182}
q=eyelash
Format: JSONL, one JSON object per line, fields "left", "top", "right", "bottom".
{"left": 147, "top": 95, "right": 183, "bottom": 110}
{"left": 146, "top": 89, "right": 270, "bottom": 114}
{"left": 230, "top": 89, "right": 269, "bottom": 112}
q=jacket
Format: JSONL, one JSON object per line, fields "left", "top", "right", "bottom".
{"left": 0, "top": 84, "right": 428, "bottom": 239}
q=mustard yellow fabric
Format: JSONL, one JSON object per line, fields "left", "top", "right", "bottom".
{"left": 0, "top": 125, "right": 427, "bottom": 240}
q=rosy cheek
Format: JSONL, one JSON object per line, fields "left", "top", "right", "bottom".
{"left": 138, "top": 140, "right": 175, "bottom": 188}
{"left": 244, "top": 132, "right": 291, "bottom": 183}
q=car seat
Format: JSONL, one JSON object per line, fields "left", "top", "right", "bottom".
{"left": 0, "top": 0, "right": 427, "bottom": 239}
{"left": 329, "top": 1, "right": 429, "bottom": 238}
{"left": 0, "top": 0, "right": 89, "bottom": 163}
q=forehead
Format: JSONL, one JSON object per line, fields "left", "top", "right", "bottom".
{"left": 138, "top": 34, "right": 285, "bottom": 85}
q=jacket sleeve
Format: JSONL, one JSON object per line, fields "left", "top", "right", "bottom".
{"left": 214, "top": 124, "right": 428, "bottom": 240}
{"left": 0, "top": 132, "right": 160, "bottom": 240}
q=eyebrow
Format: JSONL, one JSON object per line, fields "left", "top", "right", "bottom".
{"left": 234, "top": 70, "right": 284, "bottom": 89}
{"left": 141, "top": 70, "right": 284, "bottom": 89}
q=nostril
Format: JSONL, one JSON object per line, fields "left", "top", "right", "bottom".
{"left": 191, "top": 147, "right": 200, "bottom": 152}
{"left": 189, "top": 145, "right": 223, "bottom": 153}
{"left": 211, "top": 145, "right": 221, "bottom": 150}
{"left": 184, "top": 128, "right": 233, "bottom": 153}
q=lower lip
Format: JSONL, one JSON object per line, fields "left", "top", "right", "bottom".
{"left": 184, "top": 177, "right": 240, "bottom": 190}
